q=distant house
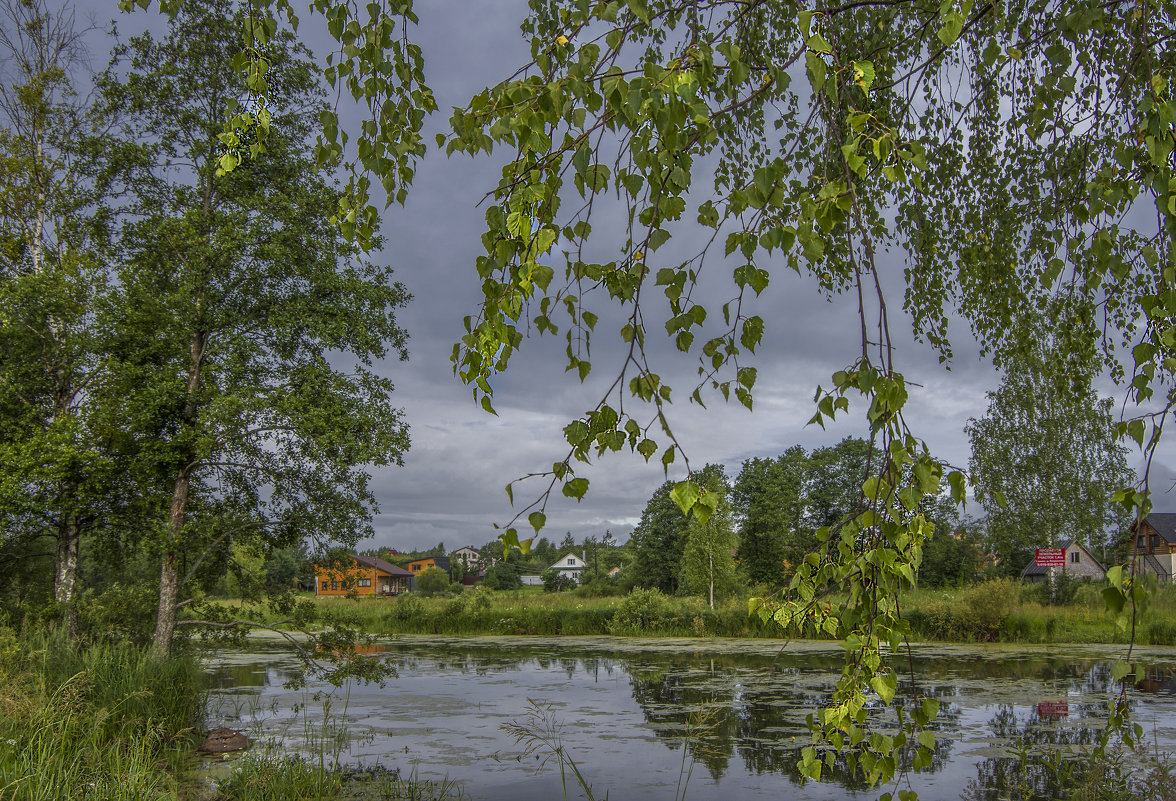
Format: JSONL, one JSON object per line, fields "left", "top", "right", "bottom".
{"left": 1130, "top": 515, "right": 1176, "bottom": 581}
{"left": 549, "top": 552, "right": 586, "bottom": 583}
{"left": 606, "top": 566, "right": 622, "bottom": 578}
{"left": 451, "top": 546, "right": 480, "bottom": 570}
{"left": 1019, "top": 541, "right": 1106, "bottom": 583}
{"left": 405, "top": 555, "right": 451, "bottom": 575}
{"left": 314, "top": 554, "right": 413, "bottom": 596}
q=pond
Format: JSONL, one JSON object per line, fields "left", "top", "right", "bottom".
{"left": 204, "top": 636, "right": 1176, "bottom": 800}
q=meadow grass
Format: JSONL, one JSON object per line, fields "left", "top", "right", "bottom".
{"left": 210, "top": 580, "right": 1176, "bottom": 645}
{"left": 0, "top": 628, "right": 205, "bottom": 801}
{"left": 0, "top": 625, "right": 466, "bottom": 801}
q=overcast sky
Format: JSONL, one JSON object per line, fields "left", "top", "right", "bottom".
{"left": 94, "top": 1, "right": 1176, "bottom": 551}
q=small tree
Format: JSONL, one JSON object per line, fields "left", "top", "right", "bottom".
{"left": 680, "top": 465, "right": 736, "bottom": 609}
{"left": 414, "top": 566, "right": 449, "bottom": 596}
{"left": 483, "top": 561, "right": 522, "bottom": 590}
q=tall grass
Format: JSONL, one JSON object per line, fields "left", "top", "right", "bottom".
{"left": 0, "top": 628, "right": 205, "bottom": 801}
{"left": 209, "top": 581, "right": 1176, "bottom": 645}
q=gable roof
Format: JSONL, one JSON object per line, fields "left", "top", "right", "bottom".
{"left": 352, "top": 554, "right": 413, "bottom": 576}
{"left": 551, "top": 552, "right": 585, "bottom": 569}
{"left": 1019, "top": 541, "right": 1105, "bottom": 577}
{"left": 1136, "top": 514, "right": 1176, "bottom": 544}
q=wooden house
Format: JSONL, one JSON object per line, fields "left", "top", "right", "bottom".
{"left": 1129, "top": 514, "right": 1176, "bottom": 581}
{"left": 314, "top": 554, "right": 413, "bottom": 596}
{"left": 404, "top": 555, "right": 451, "bottom": 575}
{"left": 1019, "top": 541, "right": 1106, "bottom": 583}
{"left": 549, "top": 552, "right": 586, "bottom": 583}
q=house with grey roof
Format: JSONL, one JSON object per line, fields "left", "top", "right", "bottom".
{"left": 1130, "top": 514, "right": 1176, "bottom": 581}
{"left": 1019, "top": 541, "right": 1106, "bottom": 583}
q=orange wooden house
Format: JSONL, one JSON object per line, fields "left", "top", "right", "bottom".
{"left": 404, "top": 555, "right": 450, "bottom": 575}
{"left": 314, "top": 554, "right": 413, "bottom": 596}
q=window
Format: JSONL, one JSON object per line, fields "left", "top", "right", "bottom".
{"left": 1070, "top": 551, "right": 1080, "bottom": 563}
{"left": 1139, "top": 536, "right": 1147, "bottom": 548}
{"left": 358, "top": 579, "right": 371, "bottom": 587}
{"left": 321, "top": 580, "right": 329, "bottom": 591}
{"left": 331, "top": 581, "right": 338, "bottom": 590}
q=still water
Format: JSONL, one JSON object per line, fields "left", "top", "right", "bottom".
{"left": 204, "top": 636, "right": 1176, "bottom": 800}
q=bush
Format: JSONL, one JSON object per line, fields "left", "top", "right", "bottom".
{"left": 483, "top": 562, "right": 523, "bottom": 590}
{"left": 415, "top": 566, "right": 450, "bottom": 596}
{"left": 542, "top": 569, "right": 577, "bottom": 593}
{"left": 609, "top": 587, "right": 670, "bottom": 634}
{"left": 78, "top": 583, "right": 160, "bottom": 646}
{"left": 387, "top": 592, "right": 423, "bottom": 624}
{"left": 575, "top": 573, "right": 624, "bottom": 597}
{"left": 1021, "top": 572, "right": 1083, "bottom": 605}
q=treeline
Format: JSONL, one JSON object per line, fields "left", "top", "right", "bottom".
{"left": 0, "top": 1, "right": 407, "bottom": 653}
{"left": 625, "top": 433, "right": 1127, "bottom": 602}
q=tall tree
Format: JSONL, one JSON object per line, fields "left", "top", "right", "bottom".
{"left": 733, "top": 447, "right": 807, "bottom": 585}
{"left": 0, "top": 0, "right": 118, "bottom": 638}
{"left": 680, "top": 464, "right": 735, "bottom": 608}
{"left": 966, "top": 334, "right": 1133, "bottom": 576}
{"left": 102, "top": 0, "right": 410, "bottom": 654}
{"left": 804, "top": 437, "right": 875, "bottom": 532}
{"left": 630, "top": 479, "right": 689, "bottom": 594}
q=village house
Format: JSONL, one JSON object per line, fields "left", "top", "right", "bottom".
{"left": 1019, "top": 541, "right": 1107, "bottom": 583}
{"left": 314, "top": 554, "right": 413, "bottom": 596}
{"left": 549, "top": 552, "right": 586, "bottom": 583}
{"left": 450, "top": 546, "right": 480, "bottom": 569}
{"left": 1129, "top": 514, "right": 1176, "bottom": 581}
{"left": 404, "top": 555, "right": 451, "bottom": 575}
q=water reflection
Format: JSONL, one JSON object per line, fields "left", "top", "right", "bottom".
{"left": 203, "top": 638, "right": 1176, "bottom": 801}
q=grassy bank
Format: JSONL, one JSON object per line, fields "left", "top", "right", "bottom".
{"left": 214, "top": 580, "right": 1176, "bottom": 645}
{"left": 0, "top": 628, "right": 204, "bottom": 801}
{"left": 0, "top": 627, "right": 460, "bottom": 801}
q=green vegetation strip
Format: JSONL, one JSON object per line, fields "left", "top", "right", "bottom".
{"left": 220, "top": 581, "right": 1176, "bottom": 645}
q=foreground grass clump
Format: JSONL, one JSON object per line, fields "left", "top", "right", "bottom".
{"left": 0, "top": 627, "right": 205, "bottom": 801}
{"left": 216, "top": 758, "right": 464, "bottom": 801}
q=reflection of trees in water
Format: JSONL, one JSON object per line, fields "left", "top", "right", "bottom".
{"left": 211, "top": 642, "right": 1153, "bottom": 795}
{"left": 965, "top": 703, "right": 1107, "bottom": 801}
{"left": 626, "top": 656, "right": 958, "bottom": 789}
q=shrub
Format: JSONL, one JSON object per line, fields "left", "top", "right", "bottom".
{"left": 415, "top": 566, "right": 450, "bottom": 596}
{"left": 609, "top": 587, "right": 670, "bottom": 634}
{"left": 542, "top": 570, "right": 576, "bottom": 593}
{"left": 387, "top": 592, "right": 423, "bottom": 624}
{"left": 483, "top": 562, "right": 523, "bottom": 590}
{"left": 78, "top": 583, "right": 160, "bottom": 646}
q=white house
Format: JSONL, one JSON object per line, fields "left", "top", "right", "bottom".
{"left": 451, "top": 546, "right": 480, "bottom": 569}
{"left": 549, "top": 552, "right": 586, "bottom": 583}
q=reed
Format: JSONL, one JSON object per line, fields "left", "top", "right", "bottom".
{"left": 0, "top": 628, "right": 205, "bottom": 801}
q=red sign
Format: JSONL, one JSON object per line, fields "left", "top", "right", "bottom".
{"left": 1035, "top": 548, "right": 1065, "bottom": 567}
{"left": 1037, "top": 701, "right": 1069, "bottom": 718}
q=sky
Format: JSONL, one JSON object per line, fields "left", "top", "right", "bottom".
{"left": 80, "top": 1, "right": 1176, "bottom": 552}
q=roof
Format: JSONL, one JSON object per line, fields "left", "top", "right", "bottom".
{"left": 453, "top": 546, "right": 480, "bottom": 553}
{"left": 1019, "top": 541, "right": 1105, "bottom": 577}
{"left": 551, "top": 552, "right": 585, "bottom": 569}
{"left": 352, "top": 554, "right": 413, "bottom": 576}
{"left": 406, "top": 555, "right": 451, "bottom": 570}
{"left": 1136, "top": 514, "right": 1176, "bottom": 544}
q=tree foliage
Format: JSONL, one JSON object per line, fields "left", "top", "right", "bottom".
{"left": 679, "top": 464, "right": 735, "bottom": 607}
{"left": 966, "top": 332, "right": 1134, "bottom": 575}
